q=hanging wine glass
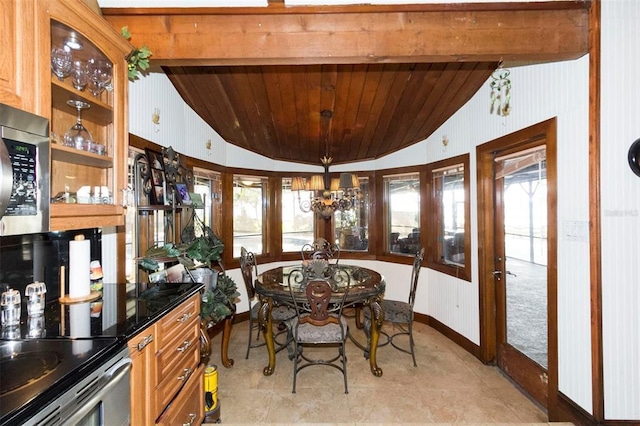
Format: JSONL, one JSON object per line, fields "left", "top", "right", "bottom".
{"left": 63, "top": 100, "right": 93, "bottom": 151}
{"left": 71, "top": 60, "right": 89, "bottom": 91}
{"left": 50, "top": 47, "right": 72, "bottom": 81}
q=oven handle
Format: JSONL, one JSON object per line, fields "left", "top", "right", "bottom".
{"left": 62, "top": 357, "right": 132, "bottom": 424}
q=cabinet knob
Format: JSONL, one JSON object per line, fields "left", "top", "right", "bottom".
{"left": 136, "top": 334, "right": 153, "bottom": 351}
{"left": 182, "top": 413, "right": 197, "bottom": 426}
{"left": 176, "top": 340, "right": 192, "bottom": 353}
{"left": 177, "top": 312, "right": 192, "bottom": 323}
{"left": 177, "top": 367, "right": 193, "bottom": 382}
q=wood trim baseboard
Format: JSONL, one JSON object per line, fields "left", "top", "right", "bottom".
{"left": 414, "top": 313, "right": 481, "bottom": 359}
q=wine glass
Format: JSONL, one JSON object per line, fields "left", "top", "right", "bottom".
{"left": 64, "top": 100, "right": 93, "bottom": 151}
{"left": 71, "top": 60, "right": 89, "bottom": 91}
{"left": 51, "top": 47, "right": 72, "bottom": 81}
{"left": 87, "top": 58, "right": 112, "bottom": 96}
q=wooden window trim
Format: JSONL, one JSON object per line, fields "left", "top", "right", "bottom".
{"left": 425, "top": 154, "right": 471, "bottom": 281}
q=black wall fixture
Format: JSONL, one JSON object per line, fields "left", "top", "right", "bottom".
{"left": 629, "top": 138, "right": 640, "bottom": 177}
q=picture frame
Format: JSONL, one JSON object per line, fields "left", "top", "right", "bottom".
{"left": 175, "top": 182, "right": 191, "bottom": 205}
{"left": 145, "top": 148, "right": 166, "bottom": 205}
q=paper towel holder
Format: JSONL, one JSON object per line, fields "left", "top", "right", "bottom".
{"left": 58, "top": 258, "right": 101, "bottom": 304}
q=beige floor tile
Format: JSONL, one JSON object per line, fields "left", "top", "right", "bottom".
{"left": 205, "top": 320, "right": 566, "bottom": 425}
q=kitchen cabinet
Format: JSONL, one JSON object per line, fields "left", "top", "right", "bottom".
{"left": 156, "top": 363, "right": 205, "bottom": 426}
{"left": 0, "top": 0, "right": 37, "bottom": 113}
{"left": 2, "top": 0, "right": 131, "bottom": 229}
{"left": 129, "top": 292, "right": 204, "bottom": 425}
{"left": 42, "top": 0, "right": 132, "bottom": 231}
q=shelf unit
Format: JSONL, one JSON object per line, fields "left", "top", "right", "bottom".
{"left": 133, "top": 149, "right": 194, "bottom": 282}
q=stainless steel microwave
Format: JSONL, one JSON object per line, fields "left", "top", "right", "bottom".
{"left": 0, "top": 103, "right": 50, "bottom": 236}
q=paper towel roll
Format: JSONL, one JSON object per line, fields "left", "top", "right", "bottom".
{"left": 69, "top": 235, "right": 91, "bottom": 298}
{"left": 69, "top": 303, "right": 91, "bottom": 338}
{"left": 70, "top": 303, "right": 92, "bottom": 355}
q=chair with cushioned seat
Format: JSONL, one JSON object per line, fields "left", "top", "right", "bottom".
{"left": 365, "top": 247, "right": 424, "bottom": 366}
{"left": 286, "top": 269, "right": 351, "bottom": 394}
{"left": 240, "top": 247, "right": 295, "bottom": 359}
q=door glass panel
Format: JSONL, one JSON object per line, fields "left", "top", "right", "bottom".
{"left": 497, "top": 147, "right": 548, "bottom": 368}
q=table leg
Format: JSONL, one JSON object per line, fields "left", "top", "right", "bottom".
{"left": 220, "top": 313, "right": 234, "bottom": 368}
{"left": 258, "top": 296, "right": 276, "bottom": 375}
{"left": 367, "top": 297, "right": 384, "bottom": 377}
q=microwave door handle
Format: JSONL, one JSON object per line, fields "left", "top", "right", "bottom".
{"left": 0, "top": 139, "right": 12, "bottom": 219}
{"left": 61, "top": 358, "right": 132, "bottom": 424}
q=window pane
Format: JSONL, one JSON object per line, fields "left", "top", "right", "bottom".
{"left": 335, "top": 178, "right": 369, "bottom": 251}
{"left": 193, "top": 169, "right": 221, "bottom": 239}
{"left": 385, "top": 173, "right": 420, "bottom": 255}
{"left": 282, "top": 178, "right": 315, "bottom": 252}
{"left": 435, "top": 164, "right": 465, "bottom": 266}
{"left": 233, "top": 175, "right": 266, "bottom": 257}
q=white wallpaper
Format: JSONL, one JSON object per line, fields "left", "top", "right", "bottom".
{"left": 600, "top": 0, "right": 640, "bottom": 419}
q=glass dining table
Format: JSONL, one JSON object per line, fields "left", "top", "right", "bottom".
{"left": 255, "top": 263, "right": 386, "bottom": 377}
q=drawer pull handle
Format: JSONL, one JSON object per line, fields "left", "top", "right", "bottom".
{"left": 182, "top": 413, "right": 197, "bottom": 426}
{"left": 137, "top": 335, "right": 153, "bottom": 351}
{"left": 176, "top": 340, "right": 192, "bottom": 353}
{"left": 178, "top": 368, "right": 193, "bottom": 382}
{"left": 177, "top": 312, "right": 192, "bottom": 323}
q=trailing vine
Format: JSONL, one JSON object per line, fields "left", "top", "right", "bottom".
{"left": 121, "top": 26, "right": 152, "bottom": 81}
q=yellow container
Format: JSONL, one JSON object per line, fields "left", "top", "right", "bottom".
{"left": 204, "top": 365, "right": 218, "bottom": 411}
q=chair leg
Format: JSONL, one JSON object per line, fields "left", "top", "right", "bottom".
{"left": 408, "top": 321, "right": 417, "bottom": 367}
{"left": 341, "top": 343, "right": 348, "bottom": 394}
{"left": 245, "top": 316, "right": 254, "bottom": 359}
{"left": 292, "top": 341, "right": 299, "bottom": 393}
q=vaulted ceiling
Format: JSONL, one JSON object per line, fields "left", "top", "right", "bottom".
{"left": 102, "top": 1, "right": 590, "bottom": 165}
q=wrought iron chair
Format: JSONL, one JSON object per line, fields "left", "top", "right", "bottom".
{"left": 365, "top": 247, "right": 425, "bottom": 366}
{"left": 239, "top": 247, "right": 295, "bottom": 359}
{"left": 300, "top": 237, "right": 340, "bottom": 264}
{"left": 286, "top": 267, "right": 351, "bottom": 393}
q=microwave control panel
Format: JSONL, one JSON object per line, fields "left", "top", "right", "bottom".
{"left": 3, "top": 139, "right": 38, "bottom": 216}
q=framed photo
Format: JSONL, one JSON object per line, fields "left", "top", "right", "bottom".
{"left": 175, "top": 182, "right": 191, "bottom": 205}
{"left": 145, "top": 148, "right": 166, "bottom": 205}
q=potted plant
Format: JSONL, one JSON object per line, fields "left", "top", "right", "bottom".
{"left": 139, "top": 228, "right": 239, "bottom": 324}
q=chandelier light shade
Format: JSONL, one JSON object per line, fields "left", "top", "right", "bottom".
{"left": 291, "top": 176, "right": 306, "bottom": 191}
{"left": 308, "top": 175, "right": 325, "bottom": 191}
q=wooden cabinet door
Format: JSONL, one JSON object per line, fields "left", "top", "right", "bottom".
{"left": 0, "top": 0, "right": 37, "bottom": 112}
{"left": 128, "top": 324, "right": 157, "bottom": 426}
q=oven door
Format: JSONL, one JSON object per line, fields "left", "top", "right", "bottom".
{"left": 24, "top": 346, "right": 131, "bottom": 426}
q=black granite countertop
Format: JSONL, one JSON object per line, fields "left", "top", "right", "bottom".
{"left": 1, "top": 281, "right": 204, "bottom": 341}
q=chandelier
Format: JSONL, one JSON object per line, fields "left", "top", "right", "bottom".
{"left": 291, "top": 156, "right": 360, "bottom": 219}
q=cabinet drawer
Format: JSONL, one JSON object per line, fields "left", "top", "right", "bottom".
{"left": 155, "top": 344, "right": 200, "bottom": 417}
{"left": 156, "top": 363, "right": 204, "bottom": 426}
{"left": 155, "top": 295, "right": 199, "bottom": 347}
{"left": 155, "top": 317, "right": 199, "bottom": 381}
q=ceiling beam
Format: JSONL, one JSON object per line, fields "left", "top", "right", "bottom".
{"left": 102, "top": 2, "right": 589, "bottom": 66}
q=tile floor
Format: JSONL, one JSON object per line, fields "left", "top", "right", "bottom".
{"left": 205, "top": 315, "right": 571, "bottom": 425}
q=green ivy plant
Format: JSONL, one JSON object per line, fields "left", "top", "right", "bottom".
{"left": 200, "top": 274, "right": 240, "bottom": 323}
{"left": 121, "top": 26, "right": 152, "bottom": 81}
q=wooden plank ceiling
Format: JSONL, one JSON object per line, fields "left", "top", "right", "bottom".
{"left": 103, "top": 1, "right": 590, "bottom": 165}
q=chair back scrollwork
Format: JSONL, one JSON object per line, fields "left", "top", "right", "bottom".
{"left": 240, "top": 247, "right": 258, "bottom": 300}
{"left": 301, "top": 237, "right": 340, "bottom": 264}
{"left": 407, "top": 247, "right": 425, "bottom": 309}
